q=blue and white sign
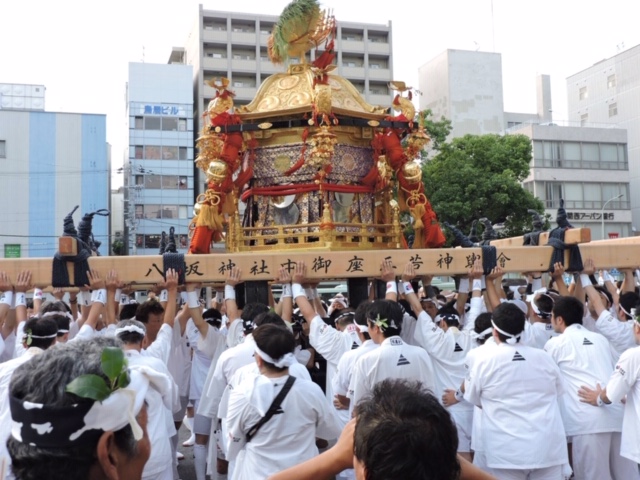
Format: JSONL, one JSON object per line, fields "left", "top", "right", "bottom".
{"left": 141, "top": 105, "right": 186, "bottom": 116}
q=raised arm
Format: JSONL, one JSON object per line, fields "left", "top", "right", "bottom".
{"left": 483, "top": 266, "right": 504, "bottom": 311}
{"left": 185, "top": 280, "right": 207, "bottom": 337}
{"left": 550, "top": 262, "right": 570, "bottom": 297}
{"left": 277, "top": 267, "right": 293, "bottom": 323}
{"left": 225, "top": 267, "right": 242, "bottom": 324}
{"left": 162, "top": 269, "right": 179, "bottom": 329}
{"left": 105, "top": 270, "right": 122, "bottom": 326}
{"left": 292, "top": 262, "right": 316, "bottom": 323}
{"left": 0, "top": 272, "right": 14, "bottom": 339}
{"left": 381, "top": 259, "right": 397, "bottom": 302}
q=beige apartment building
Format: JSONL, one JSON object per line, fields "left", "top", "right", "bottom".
{"left": 174, "top": 5, "right": 394, "bottom": 194}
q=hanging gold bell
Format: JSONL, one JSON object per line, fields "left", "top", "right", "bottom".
{"left": 403, "top": 161, "right": 422, "bottom": 184}
{"left": 206, "top": 159, "right": 228, "bottom": 184}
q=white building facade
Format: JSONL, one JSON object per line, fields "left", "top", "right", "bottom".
{"left": 0, "top": 85, "right": 109, "bottom": 258}
{"left": 125, "top": 62, "right": 195, "bottom": 255}
{"left": 567, "top": 44, "right": 640, "bottom": 230}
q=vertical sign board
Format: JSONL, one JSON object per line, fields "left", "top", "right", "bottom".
{"left": 4, "top": 244, "right": 21, "bottom": 258}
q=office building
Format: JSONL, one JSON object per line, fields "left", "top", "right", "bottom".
{"left": 125, "top": 62, "right": 195, "bottom": 255}
{"left": 0, "top": 83, "right": 108, "bottom": 257}
{"left": 181, "top": 5, "right": 394, "bottom": 194}
{"left": 567, "top": 44, "right": 640, "bottom": 230}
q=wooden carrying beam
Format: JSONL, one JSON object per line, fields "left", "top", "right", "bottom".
{"left": 488, "top": 228, "right": 592, "bottom": 248}
{"left": 0, "top": 237, "right": 638, "bottom": 288}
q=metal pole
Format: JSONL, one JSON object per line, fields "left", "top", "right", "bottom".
{"left": 601, "top": 194, "right": 623, "bottom": 240}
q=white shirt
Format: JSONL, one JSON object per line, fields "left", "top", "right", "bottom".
{"left": 125, "top": 349, "right": 178, "bottom": 478}
{"left": 199, "top": 335, "right": 256, "bottom": 420}
{"left": 351, "top": 336, "right": 436, "bottom": 407}
{"left": 226, "top": 317, "right": 245, "bottom": 348}
{"left": 309, "top": 315, "right": 360, "bottom": 426}
{"left": 595, "top": 310, "right": 635, "bottom": 358}
{"left": 0, "top": 347, "right": 45, "bottom": 478}
{"left": 333, "top": 339, "right": 377, "bottom": 416}
{"left": 413, "top": 311, "right": 475, "bottom": 414}
{"left": 606, "top": 344, "right": 640, "bottom": 464}
{"left": 143, "top": 323, "right": 173, "bottom": 365}
{"left": 544, "top": 323, "right": 623, "bottom": 436}
{"left": 524, "top": 321, "right": 559, "bottom": 349}
{"left": 464, "top": 342, "right": 567, "bottom": 470}
{"left": 226, "top": 374, "right": 341, "bottom": 480}
{"left": 0, "top": 333, "right": 16, "bottom": 363}
{"left": 187, "top": 319, "right": 224, "bottom": 401}
{"left": 167, "top": 320, "right": 192, "bottom": 397}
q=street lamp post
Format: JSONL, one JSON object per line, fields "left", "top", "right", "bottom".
{"left": 601, "top": 194, "right": 623, "bottom": 240}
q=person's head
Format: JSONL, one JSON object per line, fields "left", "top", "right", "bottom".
{"left": 119, "top": 303, "right": 139, "bottom": 322}
{"left": 115, "top": 319, "right": 147, "bottom": 350}
{"left": 354, "top": 379, "right": 460, "bottom": 480}
{"left": 240, "top": 302, "right": 270, "bottom": 334}
{"left": 550, "top": 296, "right": 583, "bottom": 333}
{"left": 135, "top": 299, "right": 164, "bottom": 341}
{"left": 531, "top": 292, "right": 554, "bottom": 323}
{"left": 473, "top": 312, "right": 493, "bottom": 345}
{"left": 420, "top": 297, "right": 439, "bottom": 320}
{"left": 39, "top": 311, "right": 72, "bottom": 343}
{"left": 39, "top": 300, "right": 72, "bottom": 316}
{"left": 252, "top": 323, "right": 296, "bottom": 374}
{"left": 492, "top": 302, "right": 526, "bottom": 345}
{"left": 618, "top": 292, "right": 640, "bottom": 321}
{"left": 7, "top": 337, "right": 151, "bottom": 480}
{"left": 434, "top": 306, "right": 460, "bottom": 332}
{"left": 21, "top": 316, "right": 58, "bottom": 350}
{"left": 254, "top": 311, "right": 286, "bottom": 329}
{"left": 202, "top": 308, "right": 222, "bottom": 329}
{"left": 354, "top": 301, "right": 372, "bottom": 342}
{"left": 334, "top": 309, "right": 356, "bottom": 332}
{"left": 366, "top": 300, "right": 402, "bottom": 343}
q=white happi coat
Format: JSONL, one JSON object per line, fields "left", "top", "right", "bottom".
{"left": 226, "top": 374, "right": 341, "bottom": 480}
{"left": 464, "top": 342, "right": 567, "bottom": 470}
{"left": 350, "top": 335, "right": 436, "bottom": 406}
{"left": 544, "top": 323, "right": 623, "bottom": 436}
{"left": 606, "top": 344, "right": 640, "bottom": 464}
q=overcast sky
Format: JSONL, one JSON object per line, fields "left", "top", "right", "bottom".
{"left": 3, "top": 0, "right": 638, "bottom": 186}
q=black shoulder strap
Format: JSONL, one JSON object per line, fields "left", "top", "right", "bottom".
{"left": 246, "top": 375, "right": 296, "bottom": 443}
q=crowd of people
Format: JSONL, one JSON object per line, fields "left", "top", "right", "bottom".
{"left": 0, "top": 256, "right": 639, "bottom": 480}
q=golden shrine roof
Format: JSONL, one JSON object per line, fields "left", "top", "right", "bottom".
{"left": 236, "top": 64, "right": 389, "bottom": 122}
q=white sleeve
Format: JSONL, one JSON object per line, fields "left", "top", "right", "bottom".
{"left": 311, "top": 384, "right": 342, "bottom": 441}
{"left": 226, "top": 318, "right": 244, "bottom": 348}
{"left": 595, "top": 311, "right": 636, "bottom": 355}
{"left": 413, "top": 310, "right": 454, "bottom": 359}
{"left": 145, "top": 324, "right": 173, "bottom": 364}
{"left": 197, "top": 325, "right": 225, "bottom": 359}
{"left": 225, "top": 386, "right": 249, "bottom": 462}
{"left": 68, "top": 323, "right": 95, "bottom": 342}
{"left": 350, "top": 357, "right": 370, "bottom": 407}
{"left": 462, "top": 296, "right": 483, "bottom": 332}
{"left": 309, "top": 315, "right": 350, "bottom": 365}
{"left": 606, "top": 348, "right": 638, "bottom": 403}
{"left": 463, "top": 352, "right": 483, "bottom": 407}
{"left": 400, "top": 312, "right": 418, "bottom": 346}
{"left": 332, "top": 353, "right": 351, "bottom": 397}
{"left": 205, "top": 358, "right": 228, "bottom": 419}
{"left": 0, "top": 332, "right": 15, "bottom": 363}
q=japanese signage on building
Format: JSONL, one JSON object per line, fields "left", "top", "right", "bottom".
{"left": 566, "top": 212, "right": 614, "bottom": 221}
{"left": 140, "top": 105, "right": 186, "bottom": 116}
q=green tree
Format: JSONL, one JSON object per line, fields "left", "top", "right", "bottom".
{"left": 417, "top": 109, "right": 452, "bottom": 152}
{"left": 422, "top": 133, "right": 545, "bottom": 243}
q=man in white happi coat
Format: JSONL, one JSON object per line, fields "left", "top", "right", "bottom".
{"left": 578, "top": 273, "right": 640, "bottom": 469}
{"left": 464, "top": 301, "right": 569, "bottom": 480}
{"left": 545, "top": 294, "right": 638, "bottom": 480}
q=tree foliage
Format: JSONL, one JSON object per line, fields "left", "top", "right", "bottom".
{"left": 417, "top": 109, "right": 452, "bottom": 153}
{"left": 422, "top": 133, "right": 546, "bottom": 243}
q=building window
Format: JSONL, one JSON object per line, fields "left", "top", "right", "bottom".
{"left": 134, "top": 146, "right": 143, "bottom": 159}
{"left": 0, "top": 140, "right": 5, "bottom": 158}
{"left": 178, "top": 119, "right": 187, "bottom": 131}
{"left": 145, "top": 117, "right": 161, "bottom": 130}
{"left": 134, "top": 117, "right": 143, "bottom": 129}
{"left": 179, "top": 147, "right": 188, "bottom": 160}
{"left": 162, "top": 117, "right": 178, "bottom": 131}
{"left": 609, "top": 102, "right": 618, "bottom": 117}
{"left": 579, "top": 87, "right": 588, "bottom": 100}
{"left": 607, "top": 74, "right": 616, "bottom": 88}
{"left": 580, "top": 113, "right": 588, "bottom": 126}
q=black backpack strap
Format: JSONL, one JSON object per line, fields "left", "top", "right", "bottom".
{"left": 246, "top": 375, "right": 296, "bottom": 443}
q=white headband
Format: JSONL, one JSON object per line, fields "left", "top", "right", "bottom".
{"left": 531, "top": 302, "right": 551, "bottom": 319}
{"left": 353, "top": 320, "right": 369, "bottom": 333}
{"left": 435, "top": 313, "right": 460, "bottom": 324}
{"left": 471, "top": 327, "right": 493, "bottom": 341}
{"left": 115, "top": 325, "right": 146, "bottom": 337}
{"left": 40, "top": 311, "right": 75, "bottom": 322}
{"left": 491, "top": 320, "right": 523, "bottom": 345}
{"left": 254, "top": 346, "right": 296, "bottom": 369}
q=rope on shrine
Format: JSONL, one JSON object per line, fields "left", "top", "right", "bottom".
{"left": 481, "top": 245, "right": 497, "bottom": 275}
{"left": 546, "top": 228, "right": 584, "bottom": 273}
